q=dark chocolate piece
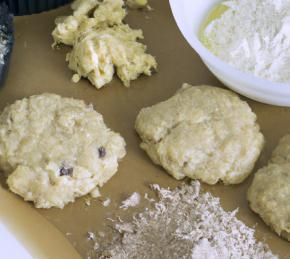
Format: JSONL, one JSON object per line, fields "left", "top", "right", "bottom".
{"left": 59, "top": 166, "right": 73, "bottom": 176}
{"left": 98, "top": 146, "right": 106, "bottom": 158}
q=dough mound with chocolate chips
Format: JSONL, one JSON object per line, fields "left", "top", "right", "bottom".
{"left": 248, "top": 134, "right": 290, "bottom": 241}
{"left": 0, "top": 94, "right": 126, "bottom": 208}
{"left": 135, "top": 84, "right": 264, "bottom": 185}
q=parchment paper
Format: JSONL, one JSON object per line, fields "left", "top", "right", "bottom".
{"left": 1, "top": 1, "right": 290, "bottom": 258}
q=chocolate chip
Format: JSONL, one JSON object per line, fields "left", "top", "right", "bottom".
{"left": 98, "top": 146, "right": 106, "bottom": 158}
{"left": 59, "top": 166, "right": 73, "bottom": 176}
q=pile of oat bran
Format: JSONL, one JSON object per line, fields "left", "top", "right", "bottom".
{"left": 92, "top": 181, "right": 276, "bottom": 259}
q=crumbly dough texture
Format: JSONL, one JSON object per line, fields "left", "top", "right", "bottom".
{"left": 248, "top": 134, "right": 290, "bottom": 241}
{"left": 67, "top": 24, "right": 156, "bottom": 88}
{"left": 52, "top": 0, "right": 157, "bottom": 89}
{"left": 52, "top": 0, "right": 126, "bottom": 46}
{"left": 0, "top": 94, "right": 126, "bottom": 208}
{"left": 135, "top": 84, "right": 264, "bottom": 185}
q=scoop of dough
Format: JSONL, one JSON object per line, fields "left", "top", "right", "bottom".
{"left": 248, "top": 164, "right": 290, "bottom": 241}
{"left": 135, "top": 84, "right": 264, "bottom": 184}
{"left": 248, "top": 134, "right": 290, "bottom": 241}
{"left": 52, "top": 15, "right": 80, "bottom": 46}
{"left": 92, "top": 0, "right": 126, "bottom": 26}
{"left": 0, "top": 94, "right": 126, "bottom": 209}
{"left": 271, "top": 134, "right": 290, "bottom": 165}
{"left": 52, "top": 0, "right": 157, "bottom": 89}
{"left": 52, "top": 0, "right": 126, "bottom": 46}
{"left": 71, "top": 0, "right": 99, "bottom": 17}
{"left": 67, "top": 24, "right": 157, "bottom": 88}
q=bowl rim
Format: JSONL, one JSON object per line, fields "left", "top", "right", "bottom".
{"left": 169, "top": 0, "right": 290, "bottom": 97}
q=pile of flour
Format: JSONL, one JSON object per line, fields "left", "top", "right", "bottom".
{"left": 204, "top": 0, "right": 290, "bottom": 84}
{"left": 92, "top": 181, "right": 276, "bottom": 259}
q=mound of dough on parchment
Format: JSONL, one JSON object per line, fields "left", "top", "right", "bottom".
{"left": 135, "top": 84, "right": 264, "bottom": 185}
{"left": 0, "top": 94, "right": 126, "bottom": 209}
{"left": 52, "top": 0, "right": 157, "bottom": 89}
{"left": 248, "top": 134, "right": 290, "bottom": 241}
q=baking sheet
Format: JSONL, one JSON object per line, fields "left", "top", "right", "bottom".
{"left": 1, "top": 1, "right": 290, "bottom": 258}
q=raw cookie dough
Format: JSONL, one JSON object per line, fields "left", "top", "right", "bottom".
{"left": 135, "top": 84, "right": 264, "bottom": 185}
{"left": 248, "top": 134, "right": 290, "bottom": 241}
{"left": 52, "top": 0, "right": 126, "bottom": 46}
{"left": 67, "top": 24, "right": 157, "bottom": 88}
{"left": 0, "top": 94, "right": 126, "bottom": 209}
{"left": 52, "top": 0, "right": 157, "bottom": 89}
{"left": 270, "top": 134, "right": 290, "bottom": 165}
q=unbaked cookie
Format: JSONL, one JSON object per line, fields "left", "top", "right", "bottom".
{"left": 270, "top": 134, "right": 290, "bottom": 165}
{"left": 0, "top": 94, "right": 126, "bottom": 209}
{"left": 248, "top": 134, "right": 290, "bottom": 241}
{"left": 135, "top": 84, "right": 264, "bottom": 185}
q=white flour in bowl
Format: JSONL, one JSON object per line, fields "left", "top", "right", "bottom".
{"left": 203, "top": 0, "right": 290, "bottom": 84}
{"left": 92, "top": 181, "right": 276, "bottom": 259}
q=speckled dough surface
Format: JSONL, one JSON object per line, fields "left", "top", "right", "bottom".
{"left": 0, "top": 94, "right": 126, "bottom": 209}
{"left": 135, "top": 84, "right": 264, "bottom": 185}
{"left": 248, "top": 134, "right": 290, "bottom": 241}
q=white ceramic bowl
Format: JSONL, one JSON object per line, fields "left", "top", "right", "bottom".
{"left": 169, "top": 0, "right": 290, "bottom": 106}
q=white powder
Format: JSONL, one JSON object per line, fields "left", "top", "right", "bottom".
{"left": 94, "top": 181, "right": 276, "bottom": 259}
{"left": 204, "top": 0, "right": 290, "bottom": 84}
{"left": 93, "top": 242, "right": 100, "bottom": 250}
{"left": 102, "top": 198, "right": 111, "bottom": 207}
{"left": 87, "top": 232, "right": 96, "bottom": 241}
{"left": 119, "top": 192, "right": 141, "bottom": 210}
{"left": 85, "top": 198, "right": 91, "bottom": 206}
{"left": 90, "top": 187, "right": 101, "bottom": 198}
{"left": 144, "top": 192, "right": 155, "bottom": 202}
